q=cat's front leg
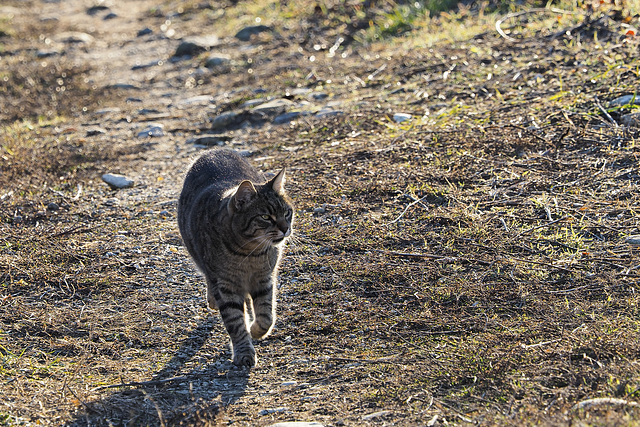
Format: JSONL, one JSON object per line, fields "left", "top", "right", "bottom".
{"left": 214, "top": 285, "right": 256, "bottom": 367}
{"left": 249, "top": 279, "right": 276, "bottom": 339}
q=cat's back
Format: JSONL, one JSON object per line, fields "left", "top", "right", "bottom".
{"left": 183, "top": 149, "right": 263, "bottom": 194}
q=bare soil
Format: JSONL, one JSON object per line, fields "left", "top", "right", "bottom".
{"left": 1, "top": 1, "right": 639, "bottom": 426}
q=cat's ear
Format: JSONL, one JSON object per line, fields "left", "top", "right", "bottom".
{"left": 232, "top": 180, "right": 257, "bottom": 211}
{"left": 269, "top": 168, "right": 286, "bottom": 194}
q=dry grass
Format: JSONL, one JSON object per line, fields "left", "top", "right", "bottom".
{"left": 1, "top": 0, "right": 639, "bottom": 426}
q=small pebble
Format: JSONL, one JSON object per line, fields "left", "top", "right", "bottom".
{"left": 393, "top": 113, "right": 412, "bottom": 123}
{"left": 102, "top": 173, "right": 134, "bottom": 189}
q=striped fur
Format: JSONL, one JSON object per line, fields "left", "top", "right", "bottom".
{"left": 177, "top": 148, "right": 293, "bottom": 367}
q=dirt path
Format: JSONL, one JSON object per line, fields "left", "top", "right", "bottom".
{"left": 1, "top": 1, "right": 640, "bottom": 426}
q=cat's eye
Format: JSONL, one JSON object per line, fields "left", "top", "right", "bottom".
{"left": 260, "top": 214, "right": 272, "bottom": 221}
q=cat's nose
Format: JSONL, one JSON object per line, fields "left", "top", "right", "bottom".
{"left": 277, "top": 220, "right": 289, "bottom": 235}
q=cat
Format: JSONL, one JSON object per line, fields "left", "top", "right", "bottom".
{"left": 177, "top": 148, "right": 294, "bottom": 367}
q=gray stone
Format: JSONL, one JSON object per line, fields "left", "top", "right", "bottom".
{"left": 211, "top": 111, "right": 242, "bottom": 130}
{"left": 241, "top": 98, "right": 269, "bottom": 108}
{"left": 362, "top": 410, "right": 392, "bottom": 421}
{"left": 253, "top": 98, "right": 294, "bottom": 113}
{"left": 136, "top": 124, "right": 164, "bottom": 138}
{"left": 235, "top": 25, "right": 272, "bottom": 41}
{"left": 274, "top": 111, "right": 307, "bottom": 124}
{"left": 137, "top": 27, "right": 153, "bottom": 37}
{"left": 625, "top": 235, "right": 640, "bottom": 246}
{"left": 174, "top": 35, "right": 219, "bottom": 57}
{"left": 186, "top": 135, "right": 228, "bottom": 146}
{"left": 311, "top": 92, "right": 328, "bottom": 100}
{"left": 621, "top": 112, "right": 640, "bottom": 127}
{"left": 102, "top": 173, "right": 134, "bottom": 189}
{"left": 95, "top": 107, "right": 121, "bottom": 115}
{"left": 205, "top": 55, "right": 231, "bottom": 68}
{"left": 132, "top": 60, "right": 160, "bottom": 71}
{"left": 47, "top": 202, "right": 60, "bottom": 211}
{"left": 36, "top": 49, "right": 62, "bottom": 58}
{"left": 86, "top": 127, "right": 107, "bottom": 136}
{"left": 86, "top": 5, "right": 109, "bottom": 15}
{"left": 609, "top": 95, "right": 640, "bottom": 107}
{"left": 267, "top": 423, "right": 323, "bottom": 427}
{"left": 54, "top": 31, "right": 94, "bottom": 45}
{"left": 177, "top": 95, "right": 214, "bottom": 106}
{"left": 258, "top": 407, "right": 288, "bottom": 416}
{"left": 108, "top": 83, "right": 141, "bottom": 90}
{"left": 393, "top": 112, "right": 412, "bottom": 123}
{"left": 315, "top": 108, "right": 343, "bottom": 118}
{"left": 103, "top": 12, "right": 117, "bottom": 20}
{"left": 287, "top": 88, "right": 311, "bottom": 96}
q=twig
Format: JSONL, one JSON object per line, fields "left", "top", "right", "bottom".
{"left": 384, "top": 195, "right": 429, "bottom": 226}
{"left": 520, "top": 338, "right": 561, "bottom": 349}
{"left": 49, "top": 226, "right": 95, "bottom": 238}
{"left": 571, "top": 397, "right": 639, "bottom": 411}
{"left": 72, "top": 183, "right": 83, "bottom": 201}
{"left": 594, "top": 96, "right": 618, "bottom": 127}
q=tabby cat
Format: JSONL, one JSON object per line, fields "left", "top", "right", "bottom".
{"left": 177, "top": 148, "right": 294, "bottom": 367}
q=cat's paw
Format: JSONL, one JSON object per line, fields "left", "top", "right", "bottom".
{"left": 250, "top": 322, "right": 271, "bottom": 339}
{"left": 232, "top": 344, "right": 256, "bottom": 367}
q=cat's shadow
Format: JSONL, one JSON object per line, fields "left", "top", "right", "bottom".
{"left": 66, "top": 316, "right": 250, "bottom": 426}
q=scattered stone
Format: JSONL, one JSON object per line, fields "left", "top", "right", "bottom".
{"left": 287, "top": 88, "right": 311, "bottom": 96}
{"left": 274, "top": 111, "right": 307, "bottom": 124}
{"left": 137, "top": 27, "right": 153, "bottom": 37}
{"left": 625, "top": 235, "right": 640, "bottom": 246}
{"left": 132, "top": 60, "right": 160, "bottom": 71}
{"left": 102, "top": 173, "right": 134, "bottom": 189}
{"left": 393, "top": 112, "right": 412, "bottom": 123}
{"left": 54, "top": 31, "right": 94, "bottom": 45}
{"left": 36, "top": 49, "right": 62, "bottom": 58}
{"left": 108, "top": 83, "right": 141, "bottom": 90}
{"left": 362, "top": 410, "right": 392, "bottom": 421}
{"left": 268, "top": 423, "right": 323, "bottom": 427}
{"left": 104, "top": 197, "right": 120, "bottom": 206}
{"left": 241, "top": 98, "right": 269, "bottom": 108}
{"left": 86, "top": 127, "right": 107, "bottom": 136}
{"left": 258, "top": 407, "right": 288, "bottom": 416}
{"left": 313, "top": 206, "right": 326, "bottom": 214}
{"left": 252, "top": 98, "right": 294, "bottom": 114}
{"left": 138, "top": 108, "right": 162, "bottom": 115}
{"left": 621, "top": 112, "right": 640, "bottom": 127}
{"left": 186, "top": 135, "right": 229, "bottom": 146}
{"left": 47, "top": 202, "right": 60, "bottom": 211}
{"left": 235, "top": 25, "right": 272, "bottom": 41}
{"left": 174, "top": 35, "right": 219, "bottom": 57}
{"left": 95, "top": 107, "right": 121, "bottom": 115}
{"left": 609, "top": 94, "right": 640, "bottom": 107}
{"left": 176, "top": 95, "right": 214, "bottom": 106}
{"left": 211, "top": 111, "right": 242, "bottom": 130}
{"left": 205, "top": 54, "right": 231, "bottom": 68}
{"left": 311, "top": 92, "right": 328, "bottom": 100}
{"left": 136, "top": 124, "right": 164, "bottom": 138}
{"left": 315, "top": 107, "right": 343, "bottom": 118}
{"left": 87, "top": 5, "right": 109, "bottom": 15}
{"left": 103, "top": 12, "right": 117, "bottom": 20}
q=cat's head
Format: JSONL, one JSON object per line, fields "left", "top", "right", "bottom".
{"left": 228, "top": 169, "right": 294, "bottom": 250}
